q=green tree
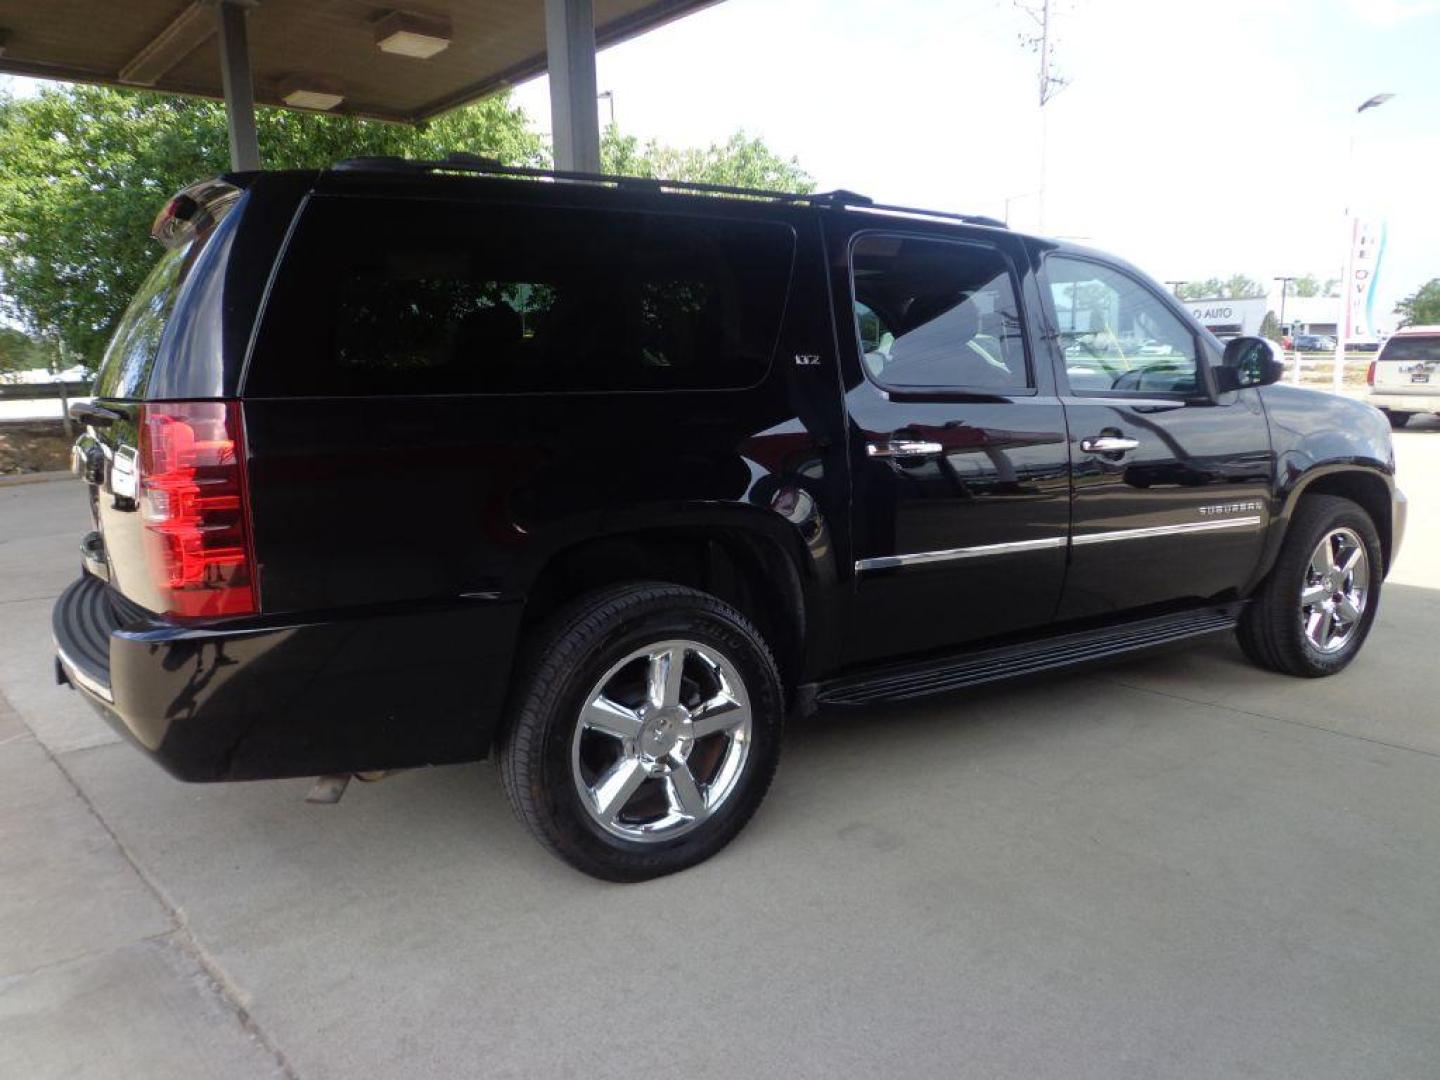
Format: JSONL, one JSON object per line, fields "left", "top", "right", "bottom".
{"left": 0, "top": 325, "right": 61, "bottom": 380}
{"left": 0, "top": 84, "right": 544, "bottom": 372}
{"left": 0, "top": 326, "right": 35, "bottom": 380}
{"left": 1286, "top": 273, "right": 1340, "bottom": 298}
{"left": 601, "top": 126, "right": 813, "bottom": 192}
{"left": 1222, "top": 274, "right": 1266, "bottom": 299}
{"left": 1259, "top": 311, "right": 1281, "bottom": 340}
{"left": 1394, "top": 279, "right": 1440, "bottom": 328}
{"left": 1177, "top": 275, "right": 1266, "bottom": 301}
{"left": 1176, "top": 279, "right": 1222, "bottom": 301}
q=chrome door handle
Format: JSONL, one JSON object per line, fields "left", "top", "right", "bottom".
{"left": 1080, "top": 435, "right": 1140, "bottom": 454}
{"left": 867, "top": 439, "right": 944, "bottom": 459}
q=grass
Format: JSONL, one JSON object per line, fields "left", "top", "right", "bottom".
{"left": 0, "top": 420, "right": 72, "bottom": 474}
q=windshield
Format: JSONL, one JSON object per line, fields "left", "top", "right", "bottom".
{"left": 1379, "top": 336, "right": 1440, "bottom": 364}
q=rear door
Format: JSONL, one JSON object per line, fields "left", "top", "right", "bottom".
{"left": 1037, "top": 252, "right": 1274, "bottom": 619}
{"left": 834, "top": 225, "right": 1071, "bottom": 665}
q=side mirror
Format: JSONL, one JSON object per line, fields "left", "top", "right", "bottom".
{"left": 1215, "top": 336, "right": 1286, "bottom": 393}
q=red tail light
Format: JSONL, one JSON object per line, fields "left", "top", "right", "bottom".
{"left": 138, "top": 401, "right": 257, "bottom": 617}
{"left": 1366, "top": 361, "right": 1377, "bottom": 386}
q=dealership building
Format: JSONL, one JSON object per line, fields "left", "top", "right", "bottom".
{"left": 1180, "top": 295, "right": 1341, "bottom": 341}
{"left": 1180, "top": 297, "right": 1269, "bottom": 339}
{"left": 1276, "top": 297, "right": 1341, "bottom": 339}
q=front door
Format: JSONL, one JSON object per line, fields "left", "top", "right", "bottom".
{"left": 1037, "top": 253, "right": 1274, "bottom": 619}
{"left": 836, "top": 228, "right": 1071, "bottom": 665}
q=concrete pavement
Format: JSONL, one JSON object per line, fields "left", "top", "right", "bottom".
{"left": 2, "top": 416, "right": 1439, "bottom": 1078}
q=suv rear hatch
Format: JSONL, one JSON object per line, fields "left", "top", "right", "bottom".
{"left": 70, "top": 178, "right": 259, "bottom": 622}
{"left": 1370, "top": 332, "right": 1440, "bottom": 393}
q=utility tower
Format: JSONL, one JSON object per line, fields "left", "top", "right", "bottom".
{"left": 1015, "top": 0, "right": 1069, "bottom": 232}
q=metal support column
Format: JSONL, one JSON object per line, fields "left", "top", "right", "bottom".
{"left": 545, "top": 0, "right": 601, "bottom": 173}
{"left": 215, "top": 0, "right": 260, "bottom": 171}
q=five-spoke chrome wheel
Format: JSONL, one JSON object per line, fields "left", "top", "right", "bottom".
{"left": 1300, "top": 527, "right": 1370, "bottom": 654}
{"left": 571, "top": 639, "right": 751, "bottom": 842}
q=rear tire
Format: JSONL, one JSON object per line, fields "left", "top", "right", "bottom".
{"left": 499, "top": 582, "right": 783, "bottom": 882}
{"left": 1382, "top": 410, "right": 1412, "bottom": 429}
{"left": 1237, "top": 495, "right": 1382, "bottom": 677}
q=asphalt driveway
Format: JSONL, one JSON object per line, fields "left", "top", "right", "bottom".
{"left": 3, "top": 415, "right": 1439, "bottom": 1079}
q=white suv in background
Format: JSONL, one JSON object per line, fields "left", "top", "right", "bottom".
{"left": 1369, "top": 326, "right": 1440, "bottom": 428}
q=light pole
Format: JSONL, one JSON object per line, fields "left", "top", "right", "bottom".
{"left": 1333, "top": 92, "right": 1394, "bottom": 393}
{"left": 1163, "top": 280, "right": 1187, "bottom": 296}
{"left": 1273, "top": 276, "right": 1295, "bottom": 338}
{"left": 597, "top": 89, "right": 615, "bottom": 128}
{"left": 1274, "top": 276, "right": 1297, "bottom": 383}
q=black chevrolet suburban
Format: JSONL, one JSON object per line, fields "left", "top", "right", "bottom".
{"left": 55, "top": 159, "right": 1406, "bottom": 880}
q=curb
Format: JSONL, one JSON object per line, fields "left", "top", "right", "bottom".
{"left": 0, "top": 470, "right": 75, "bottom": 489}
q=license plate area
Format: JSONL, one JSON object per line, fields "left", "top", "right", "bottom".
{"left": 1411, "top": 371, "right": 1430, "bottom": 384}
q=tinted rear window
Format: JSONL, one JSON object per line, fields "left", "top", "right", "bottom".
{"left": 247, "top": 196, "right": 796, "bottom": 396}
{"left": 1379, "top": 335, "right": 1440, "bottom": 364}
{"left": 94, "top": 195, "right": 244, "bottom": 400}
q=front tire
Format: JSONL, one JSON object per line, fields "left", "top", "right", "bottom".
{"left": 1237, "top": 495, "right": 1383, "bottom": 677}
{"left": 499, "top": 583, "right": 783, "bottom": 882}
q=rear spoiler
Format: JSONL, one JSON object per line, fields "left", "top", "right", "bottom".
{"left": 150, "top": 177, "right": 245, "bottom": 249}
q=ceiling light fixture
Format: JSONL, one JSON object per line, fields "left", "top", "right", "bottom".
{"left": 375, "top": 11, "right": 452, "bottom": 59}
{"left": 278, "top": 75, "right": 345, "bottom": 111}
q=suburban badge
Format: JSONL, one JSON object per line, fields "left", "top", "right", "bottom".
{"left": 1198, "top": 501, "right": 1264, "bottom": 516}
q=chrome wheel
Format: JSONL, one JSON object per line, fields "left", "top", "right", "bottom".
{"left": 1300, "top": 527, "right": 1370, "bottom": 654}
{"left": 571, "top": 639, "right": 752, "bottom": 842}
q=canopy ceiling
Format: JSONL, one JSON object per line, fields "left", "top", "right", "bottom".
{"left": 0, "top": 0, "right": 718, "bottom": 122}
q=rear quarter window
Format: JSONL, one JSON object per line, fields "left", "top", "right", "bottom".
{"left": 1378, "top": 335, "right": 1440, "bottom": 364}
{"left": 246, "top": 196, "right": 797, "bottom": 396}
{"left": 94, "top": 195, "right": 245, "bottom": 400}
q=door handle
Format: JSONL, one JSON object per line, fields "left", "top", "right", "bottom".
{"left": 1080, "top": 435, "right": 1140, "bottom": 454}
{"left": 867, "top": 439, "right": 943, "bottom": 459}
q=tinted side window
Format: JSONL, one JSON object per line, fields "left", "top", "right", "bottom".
{"left": 850, "top": 234, "right": 1030, "bottom": 391}
{"left": 248, "top": 197, "right": 795, "bottom": 396}
{"left": 1045, "top": 256, "right": 1199, "bottom": 396}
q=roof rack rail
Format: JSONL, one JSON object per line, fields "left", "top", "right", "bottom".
{"left": 331, "top": 152, "right": 833, "bottom": 203}
{"left": 849, "top": 202, "right": 1009, "bottom": 230}
{"left": 328, "top": 154, "right": 1006, "bottom": 227}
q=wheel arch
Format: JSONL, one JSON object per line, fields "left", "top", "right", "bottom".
{"left": 511, "top": 512, "right": 821, "bottom": 714}
{"left": 1253, "top": 465, "right": 1396, "bottom": 589}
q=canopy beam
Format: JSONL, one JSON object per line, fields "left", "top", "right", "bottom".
{"left": 215, "top": 0, "right": 260, "bottom": 171}
{"left": 545, "top": 0, "right": 601, "bottom": 173}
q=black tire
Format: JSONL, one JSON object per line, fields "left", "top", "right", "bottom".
{"left": 1382, "top": 410, "right": 1412, "bottom": 430}
{"left": 499, "top": 582, "right": 783, "bottom": 882}
{"left": 1236, "top": 495, "right": 1383, "bottom": 677}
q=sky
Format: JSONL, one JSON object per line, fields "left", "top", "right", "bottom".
{"left": 3, "top": 0, "right": 1436, "bottom": 328}
{"left": 508, "top": 0, "right": 1439, "bottom": 328}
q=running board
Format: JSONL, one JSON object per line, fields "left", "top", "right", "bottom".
{"left": 816, "top": 606, "right": 1241, "bottom": 708}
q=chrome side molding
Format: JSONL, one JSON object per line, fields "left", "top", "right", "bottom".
{"left": 1071, "top": 517, "right": 1262, "bottom": 546}
{"left": 855, "top": 516, "right": 1264, "bottom": 574}
{"left": 856, "top": 536, "right": 1066, "bottom": 572}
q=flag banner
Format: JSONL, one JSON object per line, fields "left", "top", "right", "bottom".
{"left": 1344, "top": 217, "right": 1386, "bottom": 342}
